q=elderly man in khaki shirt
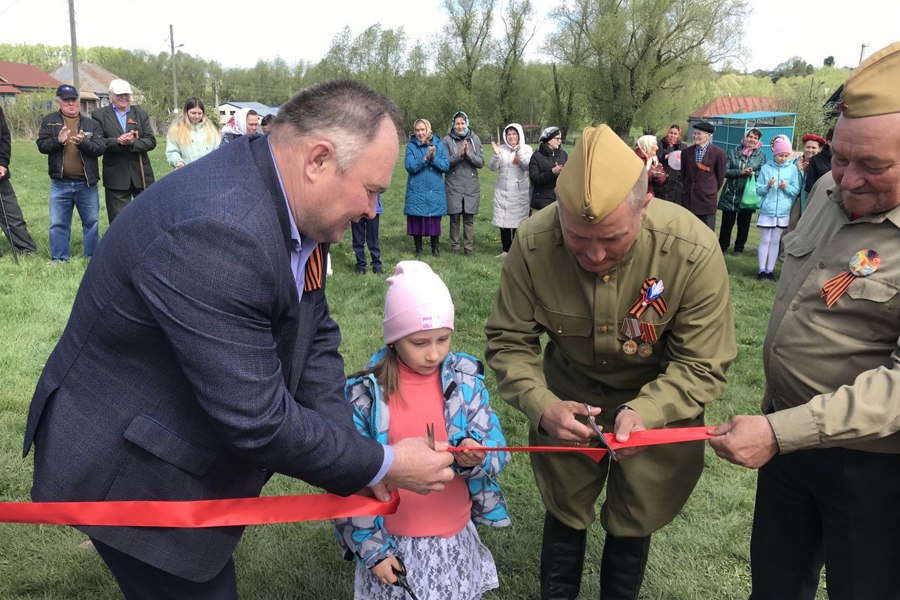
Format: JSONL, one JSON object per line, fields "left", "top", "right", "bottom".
{"left": 486, "top": 125, "right": 735, "bottom": 599}
{"left": 710, "top": 42, "right": 900, "bottom": 600}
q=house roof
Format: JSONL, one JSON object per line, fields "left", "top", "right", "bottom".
{"left": 0, "top": 84, "right": 21, "bottom": 95}
{"left": 0, "top": 60, "right": 61, "bottom": 89}
{"left": 53, "top": 62, "right": 137, "bottom": 97}
{"left": 219, "top": 101, "right": 280, "bottom": 116}
{"left": 713, "top": 111, "right": 797, "bottom": 119}
{"left": 689, "top": 97, "right": 781, "bottom": 118}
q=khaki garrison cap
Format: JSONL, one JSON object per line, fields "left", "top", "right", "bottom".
{"left": 556, "top": 125, "right": 644, "bottom": 224}
{"left": 839, "top": 41, "right": 900, "bottom": 118}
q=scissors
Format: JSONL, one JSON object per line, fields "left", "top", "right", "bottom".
{"left": 582, "top": 403, "right": 618, "bottom": 462}
{"left": 392, "top": 556, "right": 420, "bottom": 599}
{"left": 426, "top": 423, "right": 435, "bottom": 450}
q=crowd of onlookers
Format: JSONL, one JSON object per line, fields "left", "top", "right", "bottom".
{"left": 0, "top": 78, "right": 832, "bottom": 277}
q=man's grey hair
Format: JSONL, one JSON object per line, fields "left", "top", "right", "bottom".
{"left": 627, "top": 169, "right": 649, "bottom": 213}
{"left": 271, "top": 80, "right": 402, "bottom": 172}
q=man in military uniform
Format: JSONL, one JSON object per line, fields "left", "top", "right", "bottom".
{"left": 485, "top": 125, "right": 736, "bottom": 599}
{"left": 710, "top": 42, "right": 900, "bottom": 600}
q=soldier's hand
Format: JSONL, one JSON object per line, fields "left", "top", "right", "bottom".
{"left": 708, "top": 416, "right": 778, "bottom": 469}
{"left": 382, "top": 437, "right": 454, "bottom": 495}
{"left": 612, "top": 408, "right": 647, "bottom": 460}
{"left": 539, "top": 401, "right": 600, "bottom": 444}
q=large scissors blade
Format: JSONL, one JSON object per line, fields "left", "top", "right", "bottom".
{"left": 392, "top": 556, "right": 420, "bottom": 600}
{"left": 582, "top": 403, "right": 618, "bottom": 461}
{"left": 425, "top": 423, "right": 435, "bottom": 451}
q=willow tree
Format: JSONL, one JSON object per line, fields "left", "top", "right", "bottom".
{"left": 548, "top": 0, "right": 749, "bottom": 138}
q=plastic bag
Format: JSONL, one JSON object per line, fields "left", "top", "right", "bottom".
{"left": 740, "top": 174, "right": 761, "bottom": 210}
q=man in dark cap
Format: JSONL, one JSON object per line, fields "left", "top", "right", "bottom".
{"left": 37, "top": 84, "right": 106, "bottom": 262}
{"left": 710, "top": 42, "right": 900, "bottom": 599}
{"left": 680, "top": 121, "right": 726, "bottom": 229}
{"left": 486, "top": 125, "right": 735, "bottom": 599}
{"left": 0, "top": 104, "right": 38, "bottom": 257}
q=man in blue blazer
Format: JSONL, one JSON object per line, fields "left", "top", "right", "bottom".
{"left": 23, "top": 80, "right": 454, "bottom": 598}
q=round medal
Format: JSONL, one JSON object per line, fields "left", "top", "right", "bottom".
{"left": 848, "top": 249, "right": 880, "bottom": 277}
{"left": 623, "top": 340, "right": 638, "bottom": 355}
{"left": 637, "top": 343, "right": 653, "bottom": 357}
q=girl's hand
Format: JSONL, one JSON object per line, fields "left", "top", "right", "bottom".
{"left": 778, "top": 180, "right": 787, "bottom": 190}
{"left": 767, "top": 177, "right": 775, "bottom": 189}
{"left": 491, "top": 141, "right": 500, "bottom": 154}
{"left": 425, "top": 146, "right": 435, "bottom": 161}
{"left": 371, "top": 555, "right": 401, "bottom": 585}
{"left": 552, "top": 163, "right": 563, "bottom": 175}
{"left": 455, "top": 437, "right": 486, "bottom": 468}
{"left": 742, "top": 167, "right": 753, "bottom": 175}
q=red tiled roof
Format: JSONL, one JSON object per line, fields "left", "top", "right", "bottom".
{"left": 0, "top": 60, "right": 61, "bottom": 89}
{"left": 0, "top": 84, "right": 21, "bottom": 94}
{"left": 689, "top": 97, "right": 782, "bottom": 118}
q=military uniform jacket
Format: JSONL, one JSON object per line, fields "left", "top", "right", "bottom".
{"left": 764, "top": 172, "right": 900, "bottom": 454}
{"left": 485, "top": 200, "right": 736, "bottom": 431}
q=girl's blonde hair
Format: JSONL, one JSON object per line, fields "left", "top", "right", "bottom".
{"left": 169, "top": 97, "right": 220, "bottom": 148}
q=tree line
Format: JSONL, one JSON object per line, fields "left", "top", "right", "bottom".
{"left": 1, "top": 0, "right": 844, "bottom": 144}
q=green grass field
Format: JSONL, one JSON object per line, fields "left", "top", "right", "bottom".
{"left": 0, "top": 140, "right": 825, "bottom": 599}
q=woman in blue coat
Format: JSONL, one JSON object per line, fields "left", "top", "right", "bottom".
{"left": 405, "top": 118, "right": 449, "bottom": 257}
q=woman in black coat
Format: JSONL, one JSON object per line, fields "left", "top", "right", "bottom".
{"left": 528, "top": 127, "right": 568, "bottom": 211}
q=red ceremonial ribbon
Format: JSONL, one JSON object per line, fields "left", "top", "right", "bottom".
{"left": 448, "top": 426, "right": 712, "bottom": 463}
{"left": 1, "top": 428, "right": 712, "bottom": 527}
{"left": 0, "top": 492, "right": 399, "bottom": 528}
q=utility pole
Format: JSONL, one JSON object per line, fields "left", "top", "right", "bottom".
{"left": 68, "top": 0, "right": 79, "bottom": 89}
{"left": 170, "top": 24, "right": 178, "bottom": 113}
{"left": 858, "top": 43, "right": 869, "bottom": 66}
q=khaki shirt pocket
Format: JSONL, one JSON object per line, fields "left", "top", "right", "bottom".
{"left": 535, "top": 303, "right": 594, "bottom": 366}
{"left": 812, "top": 276, "right": 899, "bottom": 341}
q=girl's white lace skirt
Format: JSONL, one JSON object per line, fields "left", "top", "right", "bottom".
{"left": 354, "top": 521, "right": 499, "bottom": 599}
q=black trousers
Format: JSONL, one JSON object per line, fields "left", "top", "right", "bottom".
{"left": 351, "top": 215, "right": 381, "bottom": 272}
{"left": 0, "top": 177, "right": 37, "bottom": 252}
{"left": 92, "top": 539, "right": 237, "bottom": 599}
{"left": 500, "top": 227, "right": 516, "bottom": 252}
{"left": 750, "top": 448, "right": 900, "bottom": 600}
{"left": 105, "top": 184, "right": 144, "bottom": 224}
{"left": 718, "top": 209, "right": 753, "bottom": 252}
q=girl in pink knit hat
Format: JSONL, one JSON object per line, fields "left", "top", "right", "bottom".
{"left": 335, "top": 260, "right": 510, "bottom": 599}
{"left": 754, "top": 135, "right": 801, "bottom": 280}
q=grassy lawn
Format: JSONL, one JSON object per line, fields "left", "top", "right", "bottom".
{"left": 0, "top": 139, "right": 825, "bottom": 599}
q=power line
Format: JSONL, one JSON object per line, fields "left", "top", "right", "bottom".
{"left": 0, "top": 0, "right": 24, "bottom": 17}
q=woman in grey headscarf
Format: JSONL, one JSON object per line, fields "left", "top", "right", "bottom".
{"left": 442, "top": 111, "right": 484, "bottom": 257}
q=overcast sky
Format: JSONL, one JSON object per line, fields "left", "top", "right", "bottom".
{"left": 2, "top": 0, "right": 895, "bottom": 73}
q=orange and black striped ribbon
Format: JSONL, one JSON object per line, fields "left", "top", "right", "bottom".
{"left": 303, "top": 245, "right": 324, "bottom": 292}
{"left": 820, "top": 271, "right": 856, "bottom": 308}
{"left": 639, "top": 323, "right": 658, "bottom": 343}
{"left": 628, "top": 278, "right": 668, "bottom": 318}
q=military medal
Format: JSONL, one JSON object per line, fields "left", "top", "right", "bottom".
{"left": 629, "top": 278, "right": 667, "bottom": 318}
{"left": 621, "top": 319, "right": 641, "bottom": 354}
{"left": 637, "top": 322, "right": 658, "bottom": 357}
{"left": 820, "top": 249, "right": 880, "bottom": 308}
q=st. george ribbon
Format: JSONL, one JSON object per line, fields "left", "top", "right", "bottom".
{"left": 0, "top": 427, "right": 712, "bottom": 527}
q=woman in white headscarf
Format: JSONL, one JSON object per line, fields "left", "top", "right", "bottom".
{"left": 489, "top": 123, "right": 533, "bottom": 257}
{"left": 219, "top": 108, "right": 259, "bottom": 146}
{"left": 634, "top": 135, "right": 667, "bottom": 197}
